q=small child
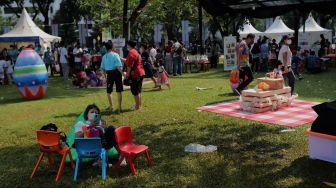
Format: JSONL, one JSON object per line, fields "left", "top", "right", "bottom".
{"left": 156, "top": 65, "right": 170, "bottom": 90}
{"left": 72, "top": 70, "right": 89, "bottom": 88}
{"left": 96, "top": 69, "right": 106, "bottom": 86}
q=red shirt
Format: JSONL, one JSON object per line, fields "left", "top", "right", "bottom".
{"left": 126, "top": 49, "right": 145, "bottom": 79}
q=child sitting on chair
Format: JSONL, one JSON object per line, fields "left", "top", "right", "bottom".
{"left": 74, "top": 104, "right": 126, "bottom": 166}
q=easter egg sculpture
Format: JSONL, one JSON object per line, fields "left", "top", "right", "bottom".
{"left": 14, "top": 48, "right": 48, "bottom": 100}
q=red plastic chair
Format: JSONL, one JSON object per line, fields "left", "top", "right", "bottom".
{"left": 30, "top": 130, "right": 75, "bottom": 181}
{"left": 113, "top": 126, "right": 152, "bottom": 175}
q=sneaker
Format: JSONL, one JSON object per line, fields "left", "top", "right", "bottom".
{"left": 120, "top": 158, "right": 127, "bottom": 166}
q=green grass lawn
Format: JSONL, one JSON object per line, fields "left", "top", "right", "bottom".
{"left": 1, "top": 66, "right": 336, "bottom": 188}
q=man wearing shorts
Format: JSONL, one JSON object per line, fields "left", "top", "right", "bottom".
{"left": 101, "top": 43, "right": 125, "bottom": 113}
{"left": 125, "top": 40, "right": 145, "bottom": 110}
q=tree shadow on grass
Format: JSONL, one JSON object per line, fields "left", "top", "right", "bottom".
{"left": 105, "top": 121, "right": 293, "bottom": 187}
{"left": 0, "top": 144, "right": 78, "bottom": 187}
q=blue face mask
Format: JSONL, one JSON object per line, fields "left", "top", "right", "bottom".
{"left": 88, "top": 113, "right": 101, "bottom": 124}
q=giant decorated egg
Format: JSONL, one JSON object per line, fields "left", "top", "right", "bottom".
{"left": 14, "top": 48, "right": 48, "bottom": 100}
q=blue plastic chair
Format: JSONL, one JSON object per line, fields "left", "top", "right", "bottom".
{"left": 73, "top": 138, "right": 107, "bottom": 181}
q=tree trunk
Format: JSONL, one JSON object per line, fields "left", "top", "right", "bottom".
{"left": 123, "top": 0, "right": 128, "bottom": 40}
{"left": 43, "top": 14, "right": 50, "bottom": 33}
{"left": 166, "top": 24, "right": 175, "bottom": 40}
{"left": 128, "top": 0, "right": 148, "bottom": 27}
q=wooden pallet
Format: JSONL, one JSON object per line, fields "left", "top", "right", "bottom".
{"left": 242, "top": 87, "right": 291, "bottom": 98}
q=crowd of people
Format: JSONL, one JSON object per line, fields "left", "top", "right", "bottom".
{"left": 234, "top": 33, "right": 332, "bottom": 96}
{"left": 246, "top": 34, "right": 331, "bottom": 75}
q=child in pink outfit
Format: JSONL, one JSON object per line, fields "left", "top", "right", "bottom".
{"left": 156, "top": 65, "right": 170, "bottom": 90}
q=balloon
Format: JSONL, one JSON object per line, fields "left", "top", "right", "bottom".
{"left": 14, "top": 48, "right": 48, "bottom": 100}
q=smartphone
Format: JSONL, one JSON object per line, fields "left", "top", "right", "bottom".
{"left": 94, "top": 114, "right": 101, "bottom": 124}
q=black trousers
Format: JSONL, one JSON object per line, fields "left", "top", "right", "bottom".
{"left": 283, "top": 71, "right": 295, "bottom": 95}
{"left": 210, "top": 55, "right": 219, "bottom": 68}
{"left": 237, "top": 66, "right": 254, "bottom": 92}
{"left": 251, "top": 58, "right": 259, "bottom": 72}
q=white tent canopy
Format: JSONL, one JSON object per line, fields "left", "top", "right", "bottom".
{"left": 298, "top": 13, "right": 332, "bottom": 51}
{"left": 299, "top": 13, "right": 331, "bottom": 32}
{"left": 0, "top": 8, "right": 61, "bottom": 43}
{"left": 238, "top": 20, "right": 263, "bottom": 41}
{"left": 264, "top": 16, "right": 294, "bottom": 42}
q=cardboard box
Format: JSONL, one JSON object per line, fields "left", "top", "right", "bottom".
{"left": 306, "top": 128, "right": 336, "bottom": 163}
{"left": 257, "top": 77, "right": 284, "bottom": 90}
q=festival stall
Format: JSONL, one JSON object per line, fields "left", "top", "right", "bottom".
{"left": 298, "top": 13, "right": 332, "bottom": 51}
{"left": 264, "top": 16, "right": 294, "bottom": 43}
{"left": 0, "top": 8, "right": 61, "bottom": 50}
{"left": 238, "top": 20, "right": 263, "bottom": 42}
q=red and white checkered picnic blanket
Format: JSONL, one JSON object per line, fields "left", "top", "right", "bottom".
{"left": 197, "top": 100, "right": 319, "bottom": 128}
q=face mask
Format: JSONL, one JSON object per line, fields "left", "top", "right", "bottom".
{"left": 287, "top": 39, "right": 292, "bottom": 45}
{"left": 88, "top": 112, "right": 96, "bottom": 121}
{"left": 127, "top": 46, "right": 131, "bottom": 51}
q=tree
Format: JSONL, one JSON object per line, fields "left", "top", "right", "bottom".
{"left": 30, "top": 0, "right": 54, "bottom": 33}
{"left": 53, "top": 0, "right": 84, "bottom": 44}
{"left": 0, "top": 0, "right": 54, "bottom": 32}
{"left": 0, "top": 0, "right": 24, "bottom": 18}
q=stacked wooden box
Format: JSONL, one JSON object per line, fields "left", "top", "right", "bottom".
{"left": 240, "top": 77, "right": 291, "bottom": 113}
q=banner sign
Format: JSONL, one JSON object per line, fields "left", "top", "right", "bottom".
{"left": 223, "top": 36, "right": 237, "bottom": 71}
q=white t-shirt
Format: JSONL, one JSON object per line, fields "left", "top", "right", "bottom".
{"left": 6, "top": 61, "right": 13, "bottom": 74}
{"left": 149, "top": 48, "right": 157, "bottom": 58}
{"left": 173, "top": 42, "right": 181, "bottom": 57}
{"left": 278, "top": 45, "right": 292, "bottom": 67}
{"left": 60, "top": 47, "right": 68, "bottom": 64}
{"left": 74, "top": 121, "right": 104, "bottom": 135}
{"left": 73, "top": 47, "right": 83, "bottom": 62}
{"left": 0, "top": 60, "right": 5, "bottom": 73}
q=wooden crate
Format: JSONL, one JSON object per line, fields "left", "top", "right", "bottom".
{"left": 242, "top": 87, "right": 291, "bottom": 98}
{"left": 257, "top": 77, "right": 284, "bottom": 90}
{"left": 241, "top": 93, "right": 291, "bottom": 103}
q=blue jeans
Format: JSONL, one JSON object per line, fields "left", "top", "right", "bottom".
{"left": 173, "top": 56, "right": 182, "bottom": 75}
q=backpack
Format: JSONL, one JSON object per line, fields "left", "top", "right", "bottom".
{"left": 40, "top": 123, "right": 68, "bottom": 146}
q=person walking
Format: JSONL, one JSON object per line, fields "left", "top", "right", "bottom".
{"left": 260, "top": 38, "right": 270, "bottom": 72}
{"left": 59, "top": 42, "right": 69, "bottom": 80}
{"left": 125, "top": 40, "right": 145, "bottom": 110}
{"left": 101, "top": 43, "right": 125, "bottom": 113}
{"left": 43, "top": 47, "right": 54, "bottom": 76}
{"left": 278, "top": 35, "right": 295, "bottom": 95}
{"left": 235, "top": 33, "right": 255, "bottom": 95}
{"left": 141, "top": 44, "right": 157, "bottom": 88}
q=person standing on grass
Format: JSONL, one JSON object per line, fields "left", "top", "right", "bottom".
{"left": 59, "top": 42, "right": 69, "bottom": 80}
{"left": 235, "top": 33, "right": 255, "bottom": 95}
{"left": 73, "top": 43, "right": 83, "bottom": 71}
{"left": 172, "top": 39, "right": 183, "bottom": 76}
{"left": 101, "top": 43, "right": 125, "bottom": 113}
{"left": 125, "top": 40, "right": 145, "bottom": 110}
{"left": 44, "top": 47, "right": 54, "bottom": 76}
{"left": 278, "top": 35, "right": 295, "bottom": 95}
